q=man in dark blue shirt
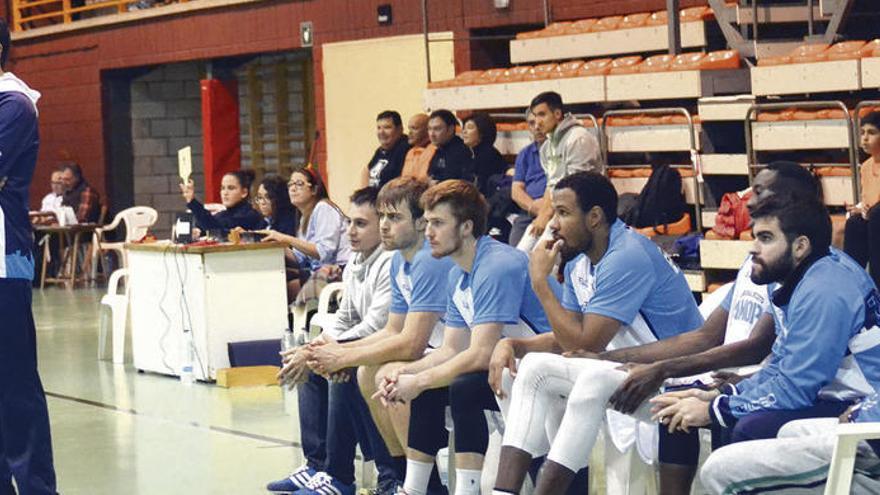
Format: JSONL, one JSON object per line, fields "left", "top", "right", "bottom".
{"left": 509, "top": 110, "right": 547, "bottom": 246}
{"left": 0, "top": 19, "right": 58, "bottom": 495}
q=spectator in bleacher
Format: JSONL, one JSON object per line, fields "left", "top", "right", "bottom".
{"left": 509, "top": 110, "right": 547, "bottom": 247}
{"left": 401, "top": 113, "right": 434, "bottom": 180}
{"left": 60, "top": 162, "right": 101, "bottom": 223}
{"left": 427, "top": 109, "right": 474, "bottom": 185}
{"left": 254, "top": 173, "right": 297, "bottom": 235}
{"left": 260, "top": 165, "right": 350, "bottom": 303}
{"left": 461, "top": 112, "right": 507, "bottom": 197}
{"left": 518, "top": 91, "right": 602, "bottom": 250}
{"left": 844, "top": 111, "right": 880, "bottom": 288}
{"left": 363, "top": 110, "right": 410, "bottom": 189}
{"left": 180, "top": 169, "right": 264, "bottom": 235}
{"left": 268, "top": 186, "right": 398, "bottom": 495}
{"left": 40, "top": 169, "right": 64, "bottom": 213}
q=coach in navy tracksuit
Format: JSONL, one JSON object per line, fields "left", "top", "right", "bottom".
{"left": 0, "top": 19, "right": 58, "bottom": 495}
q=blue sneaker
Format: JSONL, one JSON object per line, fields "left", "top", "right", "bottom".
{"left": 267, "top": 464, "right": 319, "bottom": 493}
{"left": 294, "top": 472, "right": 355, "bottom": 495}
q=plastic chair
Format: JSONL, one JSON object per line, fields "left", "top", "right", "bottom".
{"left": 308, "top": 282, "right": 345, "bottom": 339}
{"left": 98, "top": 268, "right": 129, "bottom": 364}
{"left": 90, "top": 206, "right": 158, "bottom": 278}
{"left": 824, "top": 422, "right": 880, "bottom": 495}
{"left": 608, "top": 55, "right": 644, "bottom": 74}
{"left": 636, "top": 212, "right": 692, "bottom": 238}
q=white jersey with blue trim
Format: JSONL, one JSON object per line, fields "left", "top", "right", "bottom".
{"left": 445, "top": 236, "right": 556, "bottom": 337}
{"left": 720, "top": 257, "right": 772, "bottom": 346}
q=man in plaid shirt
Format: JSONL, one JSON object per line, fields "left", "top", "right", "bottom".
{"left": 60, "top": 162, "right": 100, "bottom": 223}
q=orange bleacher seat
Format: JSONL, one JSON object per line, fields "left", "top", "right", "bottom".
{"left": 578, "top": 58, "right": 614, "bottom": 76}
{"left": 641, "top": 115, "right": 664, "bottom": 125}
{"left": 477, "top": 68, "right": 508, "bottom": 84}
{"left": 639, "top": 53, "right": 674, "bottom": 73}
{"left": 706, "top": 282, "right": 727, "bottom": 293}
{"left": 644, "top": 11, "right": 668, "bottom": 26}
{"left": 427, "top": 80, "right": 454, "bottom": 89}
{"left": 818, "top": 108, "right": 846, "bottom": 120}
{"left": 567, "top": 18, "right": 598, "bottom": 34}
{"left": 860, "top": 39, "right": 880, "bottom": 57}
{"left": 449, "top": 70, "right": 485, "bottom": 87}
{"left": 581, "top": 118, "right": 597, "bottom": 128}
{"left": 671, "top": 52, "right": 706, "bottom": 71}
{"left": 758, "top": 55, "right": 792, "bottom": 66}
{"left": 700, "top": 50, "right": 741, "bottom": 70}
{"left": 593, "top": 15, "right": 624, "bottom": 32}
{"left": 504, "top": 65, "right": 533, "bottom": 82}
{"left": 535, "top": 22, "right": 572, "bottom": 38}
{"left": 636, "top": 212, "right": 692, "bottom": 238}
{"left": 792, "top": 109, "right": 821, "bottom": 121}
{"left": 826, "top": 40, "right": 867, "bottom": 61}
{"left": 814, "top": 166, "right": 852, "bottom": 177}
{"left": 516, "top": 29, "right": 543, "bottom": 40}
{"left": 858, "top": 106, "right": 880, "bottom": 119}
{"left": 551, "top": 60, "right": 585, "bottom": 78}
{"left": 790, "top": 44, "right": 830, "bottom": 63}
{"left": 620, "top": 12, "right": 650, "bottom": 29}
{"left": 608, "top": 55, "right": 644, "bottom": 74}
{"left": 523, "top": 63, "right": 557, "bottom": 81}
{"left": 605, "top": 115, "right": 642, "bottom": 127}
{"left": 705, "top": 229, "right": 732, "bottom": 240}
{"left": 739, "top": 230, "right": 754, "bottom": 241}
{"left": 496, "top": 123, "right": 519, "bottom": 132}
{"left": 681, "top": 6, "right": 713, "bottom": 22}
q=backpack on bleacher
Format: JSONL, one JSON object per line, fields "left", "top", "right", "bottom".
{"left": 623, "top": 164, "right": 686, "bottom": 229}
{"left": 712, "top": 190, "right": 752, "bottom": 239}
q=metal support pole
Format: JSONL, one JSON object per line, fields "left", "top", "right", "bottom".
{"left": 667, "top": 0, "right": 681, "bottom": 55}
{"left": 808, "top": 0, "right": 815, "bottom": 37}
{"left": 422, "top": 0, "right": 432, "bottom": 83}
{"left": 543, "top": 0, "right": 550, "bottom": 27}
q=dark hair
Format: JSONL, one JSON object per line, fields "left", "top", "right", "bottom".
{"left": 530, "top": 91, "right": 564, "bottom": 114}
{"left": 260, "top": 173, "right": 295, "bottom": 220}
{"left": 377, "top": 110, "right": 403, "bottom": 128}
{"left": 377, "top": 176, "right": 430, "bottom": 221}
{"left": 462, "top": 112, "right": 497, "bottom": 147}
{"left": 764, "top": 161, "right": 822, "bottom": 203}
{"left": 861, "top": 111, "right": 880, "bottom": 130}
{"left": 350, "top": 186, "right": 380, "bottom": 207}
{"left": 60, "top": 162, "right": 84, "bottom": 180}
{"left": 429, "top": 109, "right": 458, "bottom": 128}
{"left": 750, "top": 196, "right": 831, "bottom": 255}
{"left": 420, "top": 179, "right": 489, "bottom": 237}
{"left": 555, "top": 172, "right": 618, "bottom": 226}
{"left": 224, "top": 169, "right": 256, "bottom": 198}
{"left": 291, "top": 164, "right": 329, "bottom": 201}
{"left": 0, "top": 19, "right": 9, "bottom": 69}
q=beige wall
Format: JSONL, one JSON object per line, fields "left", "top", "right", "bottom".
{"left": 322, "top": 32, "right": 455, "bottom": 209}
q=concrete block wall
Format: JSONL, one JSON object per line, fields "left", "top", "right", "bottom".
{"left": 236, "top": 52, "right": 309, "bottom": 177}
{"left": 131, "top": 62, "right": 206, "bottom": 238}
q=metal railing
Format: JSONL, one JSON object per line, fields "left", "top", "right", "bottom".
{"left": 11, "top": 0, "right": 189, "bottom": 32}
{"left": 744, "top": 100, "right": 859, "bottom": 202}
{"left": 601, "top": 107, "right": 703, "bottom": 231}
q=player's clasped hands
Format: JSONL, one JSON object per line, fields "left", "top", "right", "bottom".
{"left": 649, "top": 387, "right": 720, "bottom": 433}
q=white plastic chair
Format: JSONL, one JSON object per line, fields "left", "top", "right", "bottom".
{"left": 308, "top": 282, "right": 345, "bottom": 339}
{"left": 91, "top": 206, "right": 158, "bottom": 277}
{"left": 824, "top": 422, "right": 880, "bottom": 494}
{"left": 98, "top": 268, "right": 129, "bottom": 364}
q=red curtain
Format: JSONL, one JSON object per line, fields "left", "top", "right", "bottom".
{"left": 200, "top": 79, "right": 241, "bottom": 203}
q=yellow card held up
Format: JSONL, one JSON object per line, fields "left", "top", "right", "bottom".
{"left": 178, "top": 146, "right": 193, "bottom": 182}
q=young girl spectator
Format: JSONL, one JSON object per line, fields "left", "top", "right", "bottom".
{"left": 260, "top": 165, "right": 350, "bottom": 301}
{"left": 180, "top": 170, "right": 263, "bottom": 234}
{"left": 845, "top": 111, "right": 880, "bottom": 288}
{"left": 255, "top": 173, "right": 297, "bottom": 235}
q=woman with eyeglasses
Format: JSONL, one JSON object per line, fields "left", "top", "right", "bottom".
{"left": 260, "top": 165, "right": 351, "bottom": 302}
{"left": 179, "top": 169, "right": 264, "bottom": 234}
{"left": 255, "top": 174, "right": 298, "bottom": 235}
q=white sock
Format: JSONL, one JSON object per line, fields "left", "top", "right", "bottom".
{"left": 454, "top": 468, "right": 482, "bottom": 495}
{"left": 402, "top": 459, "right": 433, "bottom": 495}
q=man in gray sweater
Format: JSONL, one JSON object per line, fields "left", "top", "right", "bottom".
{"left": 518, "top": 91, "right": 604, "bottom": 251}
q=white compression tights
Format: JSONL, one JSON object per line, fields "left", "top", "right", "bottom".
{"left": 502, "top": 353, "right": 654, "bottom": 472}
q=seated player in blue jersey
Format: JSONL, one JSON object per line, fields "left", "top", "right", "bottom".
{"left": 306, "top": 176, "right": 454, "bottom": 495}
{"left": 652, "top": 196, "right": 880, "bottom": 491}
{"left": 373, "top": 180, "right": 559, "bottom": 495}
{"left": 577, "top": 161, "right": 825, "bottom": 493}
{"left": 486, "top": 172, "right": 704, "bottom": 495}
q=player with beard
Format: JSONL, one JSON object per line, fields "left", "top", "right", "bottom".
{"left": 374, "top": 180, "right": 558, "bottom": 495}
{"left": 652, "top": 196, "right": 880, "bottom": 489}
{"left": 487, "top": 172, "right": 703, "bottom": 495}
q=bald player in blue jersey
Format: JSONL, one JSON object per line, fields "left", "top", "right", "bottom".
{"left": 376, "top": 180, "right": 559, "bottom": 495}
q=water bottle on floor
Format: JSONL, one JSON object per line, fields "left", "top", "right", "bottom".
{"left": 180, "top": 329, "right": 195, "bottom": 385}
